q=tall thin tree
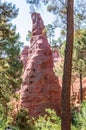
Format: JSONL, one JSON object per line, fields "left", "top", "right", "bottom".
{"left": 61, "top": 0, "right": 74, "bottom": 130}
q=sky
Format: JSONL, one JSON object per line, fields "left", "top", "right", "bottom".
{"left": 3, "top": 0, "right": 61, "bottom": 46}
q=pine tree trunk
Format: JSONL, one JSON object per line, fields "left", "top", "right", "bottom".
{"left": 61, "top": 0, "right": 74, "bottom": 130}
{"left": 80, "top": 69, "right": 83, "bottom": 103}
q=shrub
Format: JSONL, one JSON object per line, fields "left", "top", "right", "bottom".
{"left": 72, "top": 101, "right": 86, "bottom": 130}
{"left": 34, "top": 109, "right": 61, "bottom": 130}
{"left": 15, "top": 108, "right": 35, "bottom": 130}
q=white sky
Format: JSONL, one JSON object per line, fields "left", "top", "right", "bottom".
{"left": 3, "top": 0, "right": 61, "bottom": 45}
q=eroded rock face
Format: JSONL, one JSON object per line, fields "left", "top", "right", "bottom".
{"left": 20, "top": 13, "right": 61, "bottom": 117}
{"left": 20, "top": 46, "right": 29, "bottom": 70}
{"left": 71, "top": 77, "right": 86, "bottom": 106}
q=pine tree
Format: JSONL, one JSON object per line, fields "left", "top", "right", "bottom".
{"left": 61, "top": 0, "right": 74, "bottom": 130}
{"left": 72, "top": 29, "right": 86, "bottom": 103}
{"left": 0, "top": 1, "right": 23, "bottom": 117}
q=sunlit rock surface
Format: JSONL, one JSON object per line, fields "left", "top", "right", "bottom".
{"left": 20, "top": 13, "right": 61, "bottom": 117}
{"left": 71, "top": 77, "right": 86, "bottom": 106}
{"left": 20, "top": 46, "right": 29, "bottom": 70}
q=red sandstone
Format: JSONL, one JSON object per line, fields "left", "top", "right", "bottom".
{"left": 20, "top": 13, "right": 61, "bottom": 117}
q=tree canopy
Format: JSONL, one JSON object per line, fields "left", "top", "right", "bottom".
{"left": 0, "top": 1, "right": 23, "bottom": 117}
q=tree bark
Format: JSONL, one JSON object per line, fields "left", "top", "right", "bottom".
{"left": 61, "top": 0, "right": 74, "bottom": 130}
{"left": 80, "top": 69, "right": 83, "bottom": 103}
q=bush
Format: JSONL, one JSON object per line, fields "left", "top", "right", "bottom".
{"left": 72, "top": 101, "right": 86, "bottom": 130}
{"left": 34, "top": 109, "right": 61, "bottom": 130}
{"left": 15, "top": 108, "right": 35, "bottom": 130}
{"left": 0, "top": 105, "right": 9, "bottom": 130}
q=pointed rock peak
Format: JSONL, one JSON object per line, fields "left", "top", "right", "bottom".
{"left": 20, "top": 13, "right": 61, "bottom": 117}
{"left": 31, "top": 12, "right": 45, "bottom": 35}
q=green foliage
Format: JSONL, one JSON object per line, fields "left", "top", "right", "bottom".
{"left": 45, "top": 24, "right": 55, "bottom": 44}
{"left": 60, "top": 29, "right": 86, "bottom": 78}
{"left": 34, "top": 109, "right": 61, "bottom": 130}
{"left": 77, "top": 101, "right": 86, "bottom": 130}
{"left": 26, "top": 0, "right": 86, "bottom": 29}
{"left": 51, "top": 39, "right": 58, "bottom": 47}
{"left": 59, "top": 41, "right": 66, "bottom": 58}
{"left": 0, "top": 104, "right": 12, "bottom": 130}
{"left": 2, "top": 107, "right": 86, "bottom": 130}
{"left": 0, "top": 0, "right": 23, "bottom": 121}
{"left": 73, "top": 29, "right": 86, "bottom": 77}
{"left": 0, "top": 107, "right": 35, "bottom": 130}
{"left": 15, "top": 108, "right": 35, "bottom": 130}
{"left": 53, "top": 62, "right": 63, "bottom": 78}
{"left": 0, "top": 107, "right": 7, "bottom": 129}
{"left": 45, "top": 24, "right": 59, "bottom": 46}
{"left": 72, "top": 101, "right": 86, "bottom": 130}
{"left": 26, "top": 30, "right": 32, "bottom": 41}
{"left": 71, "top": 125, "right": 78, "bottom": 130}
{"left": 0, "top": 1, "right": 19, "bottom": 21}
{"left": 15, "top": 108, "right": 29, "bottom": 128}
{"left": 71, "top": 107, "right": 79, "bottom": 127}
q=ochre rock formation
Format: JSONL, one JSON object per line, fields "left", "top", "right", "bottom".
{"left": 20, "top": 13, "right": 61, "bottom": 117}
{"left": 71, "top": 77, "right": 86, "bottom": 106}
{"left": 20, "top": 46, "right": 29, "bottom": 70}
{"left": 53, "top": 56, "right": 86, "bottom": 107}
